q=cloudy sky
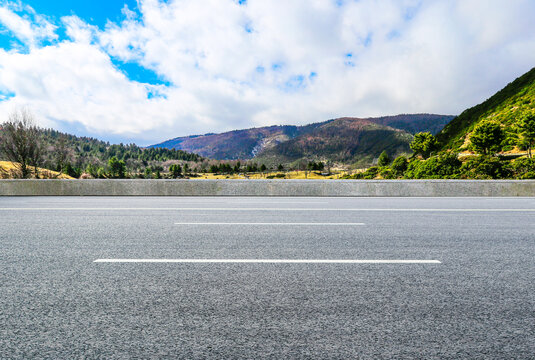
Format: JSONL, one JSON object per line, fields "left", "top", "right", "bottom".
{"left": 0, "top": 0, "right": 534, "bottom": 145}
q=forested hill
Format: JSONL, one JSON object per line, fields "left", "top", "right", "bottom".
{"left": 151, "top": 114, "right": 453, "bottom": 160}
{"left": 255, "top": 118, "right": 414, "bottom": 166}
{"left": 437, "top": 67, "right": 535, "bottom": 151}
{"left": 8, "top": 128, "right": 204, "bottom": 177}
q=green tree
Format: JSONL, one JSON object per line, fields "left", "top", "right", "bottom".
{"left": 169, "top": 164, "right": 182, "bottom": 178}
{"left": 470, "top": 121, "right": 504, "bottom": 155}
{"left": 377, "top": 151, "right": 390, "bottom": 166}
{"left": 277, "top": 164, "right": 284, "bottom": 171}
{"left": 410, "top": 132, "right": 438, "bottom": 159}
{"left": 108, "top": 156, "right": 126, "bottom": 178}
{"left": 519, "top": 113, "right": 535, "bottom": 158}
{"left": 391, "top": 156, "right": 408, "bottom": 176}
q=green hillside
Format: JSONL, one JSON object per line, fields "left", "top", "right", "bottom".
{"left": 256, "top": 118, "right": 413, "bottom": 167}
{"left": 437, "top": 67, "right": 535, "bottom": 151}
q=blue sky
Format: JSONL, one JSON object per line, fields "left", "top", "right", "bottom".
{"left": 24, "top": 0, "right": 138, "bottom": 27}
{"left": 1, "top": 0, "right": 535, "bottom": 145}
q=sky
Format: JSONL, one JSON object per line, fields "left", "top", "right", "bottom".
{"left": 0, "top": 0, "right": 535, "bottom": 145}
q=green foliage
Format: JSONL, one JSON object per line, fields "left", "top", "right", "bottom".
{"left": 108, "top": 156, "right": 126, "bottom": 178}
{"left": 519, "top": 112, "right": 535, "bottom": 158}
{"left": 405, "top": 153, "right": 461, "bottom": 179}
{"left": 169, "top": 164, "right": 182, "bottom": 178}
{"left": 508, "top": 157, "right": 535, "bottom": 178}
{"left": 307, "top": 161, "right": 324, "bottom": 171}
{"left": 437, "top": 67, "right": 535, "bottom": 151}
{"left": 410, "top": 132, "right": 438, "bottom": 159}
{"left": 30, "top": 128, "right": 203, "bottom": 177}
{"left": 377, "top": 151, "right": 390, "bottom": 166}
{"left": 63, "top": 163, "right": 81, "bottom": 178}
{"left": 459, "top": 156, "right": 510, "bottom": 179}
{"left": 470, "top": 121, "right": 504, "bottom": 155}
{"left": 267, "top": 173, "right": 286, "bottom": 179}
{"left": 391, "top": 156, "right": 408, "bottom": 176}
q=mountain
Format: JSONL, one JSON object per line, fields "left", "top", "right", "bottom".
{"left": 149, "top": 122, "right": 330, "bottom": 160}
{"left": 255, "top": 118, "right": 414, "bottom": 166}
{"left": 437, "top": 67, "right": 535, "bottom": 151}
{"left": 151, "top": 114, "right": 454, "bottom": 161}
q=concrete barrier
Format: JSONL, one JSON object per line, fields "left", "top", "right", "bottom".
{"left": 1, "top": 179, "right": 535, "bottom": 196}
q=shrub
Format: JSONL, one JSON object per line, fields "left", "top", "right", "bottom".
{"left": 405, "top": 153, "right": 461, "bottom": 179}
{"left": 391, "top": 156, "right": 408, "bottom": 176}
{"left": 377, "top": 151, "right": 390, "bottom": 166}
{"left": 460, "top": 156, "right": 511, "bottom": 179}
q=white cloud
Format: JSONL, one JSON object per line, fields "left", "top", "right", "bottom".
{"left": 0, "top": 1, "right": 56, "bottom": 47}
{"left": 0, "top": 0, "right": 535, "bottom": 144}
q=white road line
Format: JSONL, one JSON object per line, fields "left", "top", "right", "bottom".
{"left": 174, "top": 222, "right": 365, "bottom": 225}
{"left": 94, "top": 259, "right": 441, "bottom": 264}
{"left": 225, "top": 201, "right": 329, "bottom": 204}
{"left": 2, "top": 207, "right": 535, "bottom": 212}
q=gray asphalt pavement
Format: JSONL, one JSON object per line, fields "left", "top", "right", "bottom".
{"left": 1, "top": 196, "right": 535, "bottom": 359}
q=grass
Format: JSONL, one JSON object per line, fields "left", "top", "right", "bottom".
{"left": 0, "top": 161, "right": 74, "bottom": 179}
{"left": 191, "top": 170, "right": 349, "bottom": 180}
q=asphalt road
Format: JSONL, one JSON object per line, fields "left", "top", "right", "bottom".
{"left": 1, "top": 196, "right": 535, "bottom": 359}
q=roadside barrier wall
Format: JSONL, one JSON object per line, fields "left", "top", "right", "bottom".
{"left": 1, "top": 179, "right": 534, "bottom": 196}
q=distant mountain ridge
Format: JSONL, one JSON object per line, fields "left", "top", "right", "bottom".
{"left": 151, "top": 114, "right": 454, "bottom": 162}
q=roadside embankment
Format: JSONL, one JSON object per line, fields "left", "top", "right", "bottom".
{"left": 1, "top": 179, "right": 534, "bottom": 196}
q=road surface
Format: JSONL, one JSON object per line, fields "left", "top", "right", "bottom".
{"left": 1, "top": 196, "right": 534, "bottom": 358}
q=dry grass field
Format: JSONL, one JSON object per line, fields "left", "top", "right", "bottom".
{"left": 0, "top": 161, "right": 74, "bottom": 179}
{"left": 193, "top": 170, "right": 349, "bottom": 180}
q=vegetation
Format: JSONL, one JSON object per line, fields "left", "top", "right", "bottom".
{"left": 377, "top": 151, "right": 390, "bottom": 166}
{"left": 469, "top": 121, "right": 504, "bottom": 155}
{"left": 342, "top": 67, "right": 533, "bottom": 180}
{"left": 152, "top": 114, "right": 452, "bottom": 161}
{"left": 0, "top": 109, "right": 42, "bottom": 178}
{"left": 409, "top": 132, "right": 438, "bottom": 159}
{"left": 0, "top": 118, "right": 205, "bottom": 178}
{"left": 519, "top": 113, "right": 535, "bottom": 158}
{"left": 437, "top": 67, "right": 535, "bottom": 152}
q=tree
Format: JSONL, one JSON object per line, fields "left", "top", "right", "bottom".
{"left": 169, "top": 164, "right": 182, "bottom": 178}
{"left": 0, "top": 109, "right": 42, "bottom": 178}
{"left": 108, "top": 156, "right": 126, "bottom": 178}
{"left": 519, "top": 113, "right": 535, "bottom": 158}
{"left": 377, "top": 151, "right": 390, "bottom": 166}
{"left": 391, "top": 156, "right": 408, "bottom": 176}
{"left": 410, "top": 132, "right": 438, "bottom": 159}
{"left": 54, "top": 134, "right": 70, "bottom": 172}
{"left": 277, "top": 164, "right": 284, "bottom": 171}
{"left": 470, "top": 121, "right": 504, "bottom": 155}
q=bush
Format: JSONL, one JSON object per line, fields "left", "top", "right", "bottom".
{"left": 391, "top": 156, "right": 408, "bottom": 176}
{"left": 459, "top": 156, "right": 511, "bottom": 179}
{"left": 405, "top": 153, "right": 461, "bottom": 179}
{"left": 267, "top": 173, "right": 286, "bottom": 179}
{"left": 509, "top": 157, "right": 535, "bottom": 178}
{"left": 377, "top": 151, "right": 390, "bottom": 166}
{"left": 521, "top": 171, "right": 535, "bottom": 179}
